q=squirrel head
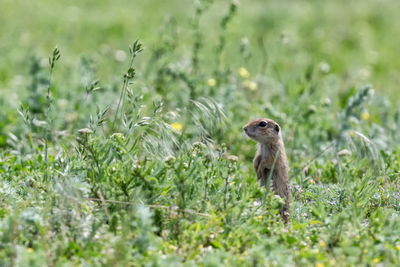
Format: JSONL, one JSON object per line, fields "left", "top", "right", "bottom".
{"left": 243, "top": 118, "right": 281, "bottom": 144}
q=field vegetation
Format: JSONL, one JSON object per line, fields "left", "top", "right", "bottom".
{"left": 0, "top": 0, "right": 400, "bottom": 266}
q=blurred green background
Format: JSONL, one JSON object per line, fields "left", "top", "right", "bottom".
{"left": 1, "top": 0, "right": 400, "bottom": 99}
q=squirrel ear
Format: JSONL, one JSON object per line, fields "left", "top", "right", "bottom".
{"left": 274, "top": 124, "right": 280, "bottom": 133}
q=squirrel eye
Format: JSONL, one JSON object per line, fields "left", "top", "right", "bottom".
{"left": 258, "top": 121, "right": 267, "bottom": 127}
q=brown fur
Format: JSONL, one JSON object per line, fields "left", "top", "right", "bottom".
{"left": 244, "top": 118, "right": 290, "bottom": 223}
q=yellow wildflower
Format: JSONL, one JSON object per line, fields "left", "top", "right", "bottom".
{"left": 315, "top": 263, "right": 324, "bottom": 267}
{"left": 248, "top": 81, "right": 257, "bottom": 91}
{"left": 258, "top": 215, "right": 263, "bottom": 220}
{"left": 239, "top": 67, "right": 250, "bottom": 78}
{"left": 349, "top": 130, "right": 355, "bottom": 137}
{"left": 356, "top": 235, "right": 360, "bottom": 239}
{"left": 243, "top": 251, "right": 248, "bottom": 256}
{"left": 242, "top": 80, "right": 258, "bottom": 91}
{"left": 27, "top": 248, "right": 34, "bottom": 253}
{"left": 169, "top": 244, "right": 176, "bottom": 250}
{"left": 361, "top": 112, "right": 370, "bottom": 120}
{"left": 170, "top": 122, "right": 182, "bottom": 131}
{"left": 319, "top": 241, "right": 326, "bottom": 247}
{"left": 396, "top": 245, "right": 400, "bottom": 251}
{"left": 363, "top": 249, "right": 368, "bottom": 253}
{"left": 207, "top": 78, "right": 216, "bottom": 87}
{"left": 372, "top": 258, "right": 379, "bottom": 264}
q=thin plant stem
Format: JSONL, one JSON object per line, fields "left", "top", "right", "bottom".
{"left": 263, "top": 148, "right": 280, "bottom": 204}
{"left": 44, "top": 47, "right": 60, "bottom": 180}
{"left": 112, "top": 41, "right": 143, "bottom": 131}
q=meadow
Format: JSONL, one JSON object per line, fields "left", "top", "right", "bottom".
{"left": 0, "top": 0, "right": 400, "bottom": 266}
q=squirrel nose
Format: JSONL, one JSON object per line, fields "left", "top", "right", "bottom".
{"left": 243, "top": 126, "right": 248, "bottom": 132}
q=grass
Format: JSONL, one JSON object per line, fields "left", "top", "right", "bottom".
{"left": 0, "top": 0, "right": 400, "bottom": 266}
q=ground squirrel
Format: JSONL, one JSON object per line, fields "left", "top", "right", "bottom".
{"left": 243, "top": 118, "right": 290, "bottom": 223}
